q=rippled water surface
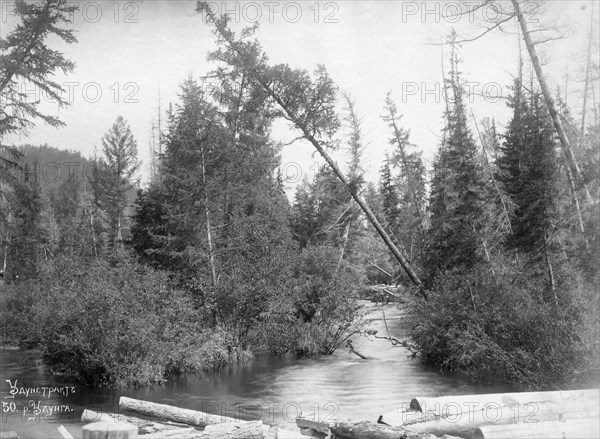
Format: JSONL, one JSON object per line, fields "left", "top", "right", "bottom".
{"left": 0, "top": 301, "right": 507, "bottom": 438}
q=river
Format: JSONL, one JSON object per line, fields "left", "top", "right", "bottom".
{"left": 0, "top": 301, "right": 509, "bottom": 438}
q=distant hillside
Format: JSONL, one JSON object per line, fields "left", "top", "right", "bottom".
{"left": 16, "top": 144, "right": 92, "bottom": 193}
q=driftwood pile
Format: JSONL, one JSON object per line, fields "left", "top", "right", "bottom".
{"left": 79, "top": 389, "right": 600, "bottom": 439}
{"left": 81, "top": 397, "right": 271, "bottom": 438}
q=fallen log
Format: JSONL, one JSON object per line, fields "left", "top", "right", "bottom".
{"left": 381, "top": 397, "right": 600, "bottom": 438}
{"left": 119, "top": 396, "right": 240, "bottom": 428}
{"left": 329, "top": 421, "right": 462, "bottom": 439}
{"left": 81, "top": 409, "right": 192, "bottom": 434}
{"left": 408, "top": 388, "right": 599, "bottom": 412}
{"left": 142, "top": 420, "right": 265, "bottom": 439}
{"left": 474, "top": 417, "right": 600, "bottom": 439}
{"left": 346, "top": 340, "right": 369, "bottom": 360}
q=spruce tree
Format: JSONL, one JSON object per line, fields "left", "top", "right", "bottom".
{"left": 427, "top": 35, "right": 486, "bottom": 277}
{"left": 0, "top": 0, "right": 77, "bottom": 137}
{"left": 498, "top": 74, "right": 562, "bottom": 298}
{"left": 99, "top": 117, "right": 140, "bottom": 245}
{"left": 5, "top": 163, "right": 46, "bottom": 280}
{"left": 379, "top": 153, "right": 401, "bottom": 238}
{"left": 499, "top": 84, "right": 560, "bottom": 256}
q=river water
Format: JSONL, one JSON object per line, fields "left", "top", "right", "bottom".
{"left": 0, "top": 301, "right": 509, "bottom": 438}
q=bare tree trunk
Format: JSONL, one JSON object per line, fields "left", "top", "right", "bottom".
{"left": 2, "top": 238, "right": 8, "bottom": 284}
{"left": 565, "top": 164, "right": 589, "bottom": 242}
{"left": 337, "top": 222, "right": 350, "bottom": 270}
{"left": 580, "top": 2, "right": 594, "bottom": 149}
{"left": 87, "top": 203, "right": 98, "bottom": 258}
{"left": 471, "top": 113, "right": 513, "bottom": 234}
{"left": 116, "top": 214, "right": 123, "bottom": 244}
{"left": 368, "top": 260, "right": 392, "bottom": 278}
{"left": 545, "top": 232, "right": 557, "bottom": 305}
{"left": 511, "top": 0, "right": 592, "bottom": 204}
{"left": 200, "top": 145, "right": 217, "bottom": 289}
{"left": 202, "top": 8, "right": 423, "bottom": 287}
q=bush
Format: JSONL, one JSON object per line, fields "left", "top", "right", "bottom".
{"left": 407, "top": 255, "right": 600, "bottom": 389}
{"left": 262, "top": 245, "right": 366, "bottom": 357}
{"left": 0, "top": 280, "right": 41, "bottom": 348}
{"left": 16, "top": 250, "right": 242, "bottom": 388}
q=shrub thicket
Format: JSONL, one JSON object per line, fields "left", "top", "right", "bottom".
{"left": 407, "top": 256, "right": 600, "bottom": 389}
{"left": 262, "top": 245, "right": 365, "bottom": 357}
{"left": 1, "top": 251, "right": 253, "bottom": 387}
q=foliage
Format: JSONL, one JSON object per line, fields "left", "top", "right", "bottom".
{"left": 408, "top": 256, "right": 600, "bottom": 389}
{"left": 2, "top": 163, "right": 46, "bottom": 281}
{"left": 132, "top": 76, "right": 300, "bottom": 351}
{"left": 96, "top": 116, "right": 141, "bottom": 244}
{"left": 291, "top": 166, "right": 352, "bottom": 248}
{"left": 0, "top": 0, "right": 77, "bottom": 137}
{"left": 0, "top": 279, "right": 40, "bottom": 347}
{"left": 382, "top": 94, "right": 429, "bottom": 269}
{"left": 498, "top": 81, "right": 559, "bottom": 256}
{"left": 426, "top": 36, "right": 487, "bottom": 280}
{"left": 22, "top": 251, "right": 238, "bottom": 387}
{"left": 262, "top": 245, "right": 365, "bottom": 357}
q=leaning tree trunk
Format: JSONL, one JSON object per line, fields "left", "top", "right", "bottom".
{"left": 580, "top": 3, "right": 594, "bottom": 149}
{"left": 280, "top": 114, "right": 423, "bottom": 287}
{"left": 511, "top": 0, "right": 592, "bottom": 205}
{"left": 201, "top": 6, "right": 423, "bottom": 287}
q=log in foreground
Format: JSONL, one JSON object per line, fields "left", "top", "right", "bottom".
{"left": 119, "top": 396, "right": 240, "bottom": 428}
{"left": 141, "top": 420, "right": 266, "bottom": 439}
{"left": 329, "top": 421, "right": 462, "bottom": 439}
{"left": 380, "top": 391, "right": 600, "bottom": 438}
{"left": 408, "top": 389, "right": 600, "bottom": 412}
{"left": 474, "top": 418, "right": 600, "bottom": 439}
{"left": 82, "top": 409, "right": 193, "bottom": 434}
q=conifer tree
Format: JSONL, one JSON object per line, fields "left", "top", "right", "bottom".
{"left": 0, "top": 0, "right": 77, "bottom": 138}
{"left": 198, "top": 3, "right": 422, "bottom": 286}
{"left": 499, "top": 83, "right": 560, "bottom": 256}
{"left": 99, "top": 116, "right": 140, "bottom": 244}
{"left": 427, "top": 33, "right": 486, "bottom": 277}
{"left": 379, "top": 153, "right": 401, "bottom": 238}
{"left": 5, "top": 163, "right": 46, "bottom": 280}
{"left": 498, "top": 80, "right": 562, "bottom": 297}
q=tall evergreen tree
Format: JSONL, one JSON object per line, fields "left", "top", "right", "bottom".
{"left": 499, "top": 84, "right": 560, "bottom": 255}
{"left": 132, "top": 76, "right": 296, "bottom": 346}
{"left": 427, "top": 34, "right": 487, "bottom": 278}
{"left": 498, "top": 78, "right": 562, "bottom": 297}
{"left": 99, "top": 116, "right": 140, "bottom": 244}
{"left": 379, "top": 153, "right": 401, "bottom": 238}
{"left": 4, "top": 163, "right": 46, "bottom": 280}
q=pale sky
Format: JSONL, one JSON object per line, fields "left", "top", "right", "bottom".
{"left": 1, "top": 0, "right": 598, "bottom": 197}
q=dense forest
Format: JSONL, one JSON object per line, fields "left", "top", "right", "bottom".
{"left": 1, "top": 0, "right": 598, "bottom": 391}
